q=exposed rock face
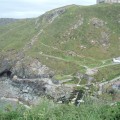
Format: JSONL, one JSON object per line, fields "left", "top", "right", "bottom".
{"left": 90, "top": 18, "right": 110, "bottom": 47}
{"left": 71, "top": 16, "right": 84, "bottom": 29}
{"left": 0, "top": 77, "right": 74, "bottom": 105}
{"left": 75, "top": 72, "right": 95, "bottom": 85}
{"left": 100, "top": 31, "right": 110, "bottom": 47}
{"left": 62, "top": 16, "right": 84, "bottom": 41}
{"left": 0, "top": 58, "right": 13, "bottom": 75}
{"left": 112, "top": 81, "right": 120, "bottom": 90}
{"left": 66, "top": 51, "right": 77, "bottom": 57}
{"left": 11, "top": 57, "right": 54, "bottom": 79}
{"left": 91, "top": 18, "right": 105, "bottom": 28}
{"left": 82, "top": 74, "right": 95, "bottom": 85}
{"left": 0, "top": 56, "right": 73, "bottom": 106}
{"left": 45, "top": 83, "right": 73, "bottom": 101}
{"left": 86, "top": 68, "right": 98, "bottom": 75}
{"left": 43, "top": 8, "right": 66, "bottom": 23}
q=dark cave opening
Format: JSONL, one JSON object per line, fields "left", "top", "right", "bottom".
{"left": 0, "top": 69, "right": 12, "bottom": 78}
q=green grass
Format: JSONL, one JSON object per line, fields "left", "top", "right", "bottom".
{"left": 0, "top": 3, "right": 120, "bottom": 79}
{"left": 28, "top": 4, "right": 120, "bottom": 75}
{"left": 0, "top": 19, "right": 38, "bottom": 52}
{"left": 94, "top": 64, "right": 120, "bottom": 82}
{"left": 0, "top": 98, "right": 120, "bottom": 120}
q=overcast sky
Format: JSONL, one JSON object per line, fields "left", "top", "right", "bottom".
{"left": 0, "top": 0, "right": 96, "bottom": 18}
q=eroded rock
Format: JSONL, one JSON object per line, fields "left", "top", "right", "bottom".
{"left": 12, "top": 57, "right": 54, "bottom": 79}
{"left": 0, "top": 56, "right": 74, "bottom": 106}
{"left": 71, "top": 17, "right": 84, "bottom": 29}
{"left": 43, "top": 8, "right": 66, "bottom": 23}
{"left": 100, "top": 31, "right": 110, "bottom": 47}
{"left": 90, "top": 18, "right": 105, "bottom": 28}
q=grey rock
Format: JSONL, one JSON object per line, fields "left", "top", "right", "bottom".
{"left": 57, "top": 101, "right": 62, "bottom": 104}
{"left": 22, "top": 89, "right": 29, "bottom": 93}
{"left": 43, "top": 8, "right": 66, "bottom": 23}
{"left": 100, "top": 32, "right": 110, "bottom": 47}
{"left": 71, "top": 17, "right": 84, "bottom": 29}
{"left": 82, "top": 74, "right": 95, "bottom": 84}
{"left": 91, "top": 18, "right": 105, "bottom": 28}
{"left": 0, "top": 58, "right": 14, "bottom": 77}
{"left": 12, "top": 57, "right": 54, "bottom": 79}
{"left": 112, "top": 81, "right": 120, "bottom": 90}
{"left": 0, "top": 56, "right": 73, "bottom": 106}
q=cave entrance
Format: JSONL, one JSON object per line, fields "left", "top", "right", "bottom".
{"left": 0, "top": 69, "right": 12, "bottom": 78}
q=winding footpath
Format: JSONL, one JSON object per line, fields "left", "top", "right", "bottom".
{"left": 95, "top": 62, "right": 120, "bottom": 69}
{"left": 23, "top": 29, "right": 43, "bottom": 52}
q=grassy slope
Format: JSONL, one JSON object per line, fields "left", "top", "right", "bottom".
{"left": 0, "top": 4, "right": 120, "bottom": 76}
{"left": 0, "top": 19, "right": 38, "bottom": 52}
{"left": 29, "top": 4, "right": 120, "bottom": 75}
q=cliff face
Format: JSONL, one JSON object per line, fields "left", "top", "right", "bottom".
{"left": 0, "top": 55, "right": 74, "bottom": 106}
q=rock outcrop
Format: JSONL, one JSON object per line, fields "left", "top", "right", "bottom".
{"left": 11, "top": 57, "right": 54, "bottom": 79}
{"left": 0, "top": 56, "right": 74, "bottom": 106}
{"left": 0, "top": 77, "right": 74, "bottom": 105}
{"left": 91, "top": 18, "right": 105, "bottom": 28}
{"left": 0, "top": 58, "right": 13, "bottom": 75}
{"left": 43, "top": 8, "right": 66, "bottom": 23}
{"left": 100, "top": 31, "right": 110, "bottom": 47}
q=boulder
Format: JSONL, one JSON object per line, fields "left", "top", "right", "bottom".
{"left": 12, "top": 57, "right": 54, "bottom": 79}
{"left": 13, "top": 75, "right": 18, "bottom": 80}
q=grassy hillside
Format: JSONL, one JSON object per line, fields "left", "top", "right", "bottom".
{"left": 0, "top": 19, "right": 39, "bottom": 52}
{"left": 0, "top": 4, "right": 120, "bottom": 120}
{"left": 0, "top": 3, "right": 120, "bottom": 76}
{"left": 29, "top": 4, "right": 120, "bottom": 75}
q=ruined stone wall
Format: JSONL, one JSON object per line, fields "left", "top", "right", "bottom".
{"left": 97, "top": 0, "right": 120, "bottom": 3}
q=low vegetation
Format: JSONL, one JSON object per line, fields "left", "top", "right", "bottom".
{"left": 0, "top": 99, "right": 120, "bottom": 120}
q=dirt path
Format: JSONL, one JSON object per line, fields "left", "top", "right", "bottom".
{"left": 39, "top": 41, "right": 85, "bottom": 58}
{"left": 40, "top": 42, "right": 64, "bottom": 52}
{"left": 59, "top": 79, "right": 73, "bottom": 84}
{"left": 38, "top": 42, "right": 118, "bottom": 72}
{"left": 98, "top": 76, "right": 120, "bottom": 94}
{"left": 99, "top": 76, "right": 120, "bottom": 86}
{"left": 95, "top": 62, "right": 120, "bottom": 69}
{"left": 39, "top": 52, "right": 87, "bottom": 68}
{"left": 39, "top": 52, "right": 68, "bottom": 61}
{"left": 86, "top": 62, "right": 120, "bottom": 75}
{"left": 23, "top": 29, "right": 43, "bottom": 52}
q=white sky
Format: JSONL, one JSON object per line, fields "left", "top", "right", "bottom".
{"left": 0, "top": 0, "right": 96, "bottom": 18}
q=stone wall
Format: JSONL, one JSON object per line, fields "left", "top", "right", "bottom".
{"left": 97, "top": 0, "right": 120, "bottom": 3}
